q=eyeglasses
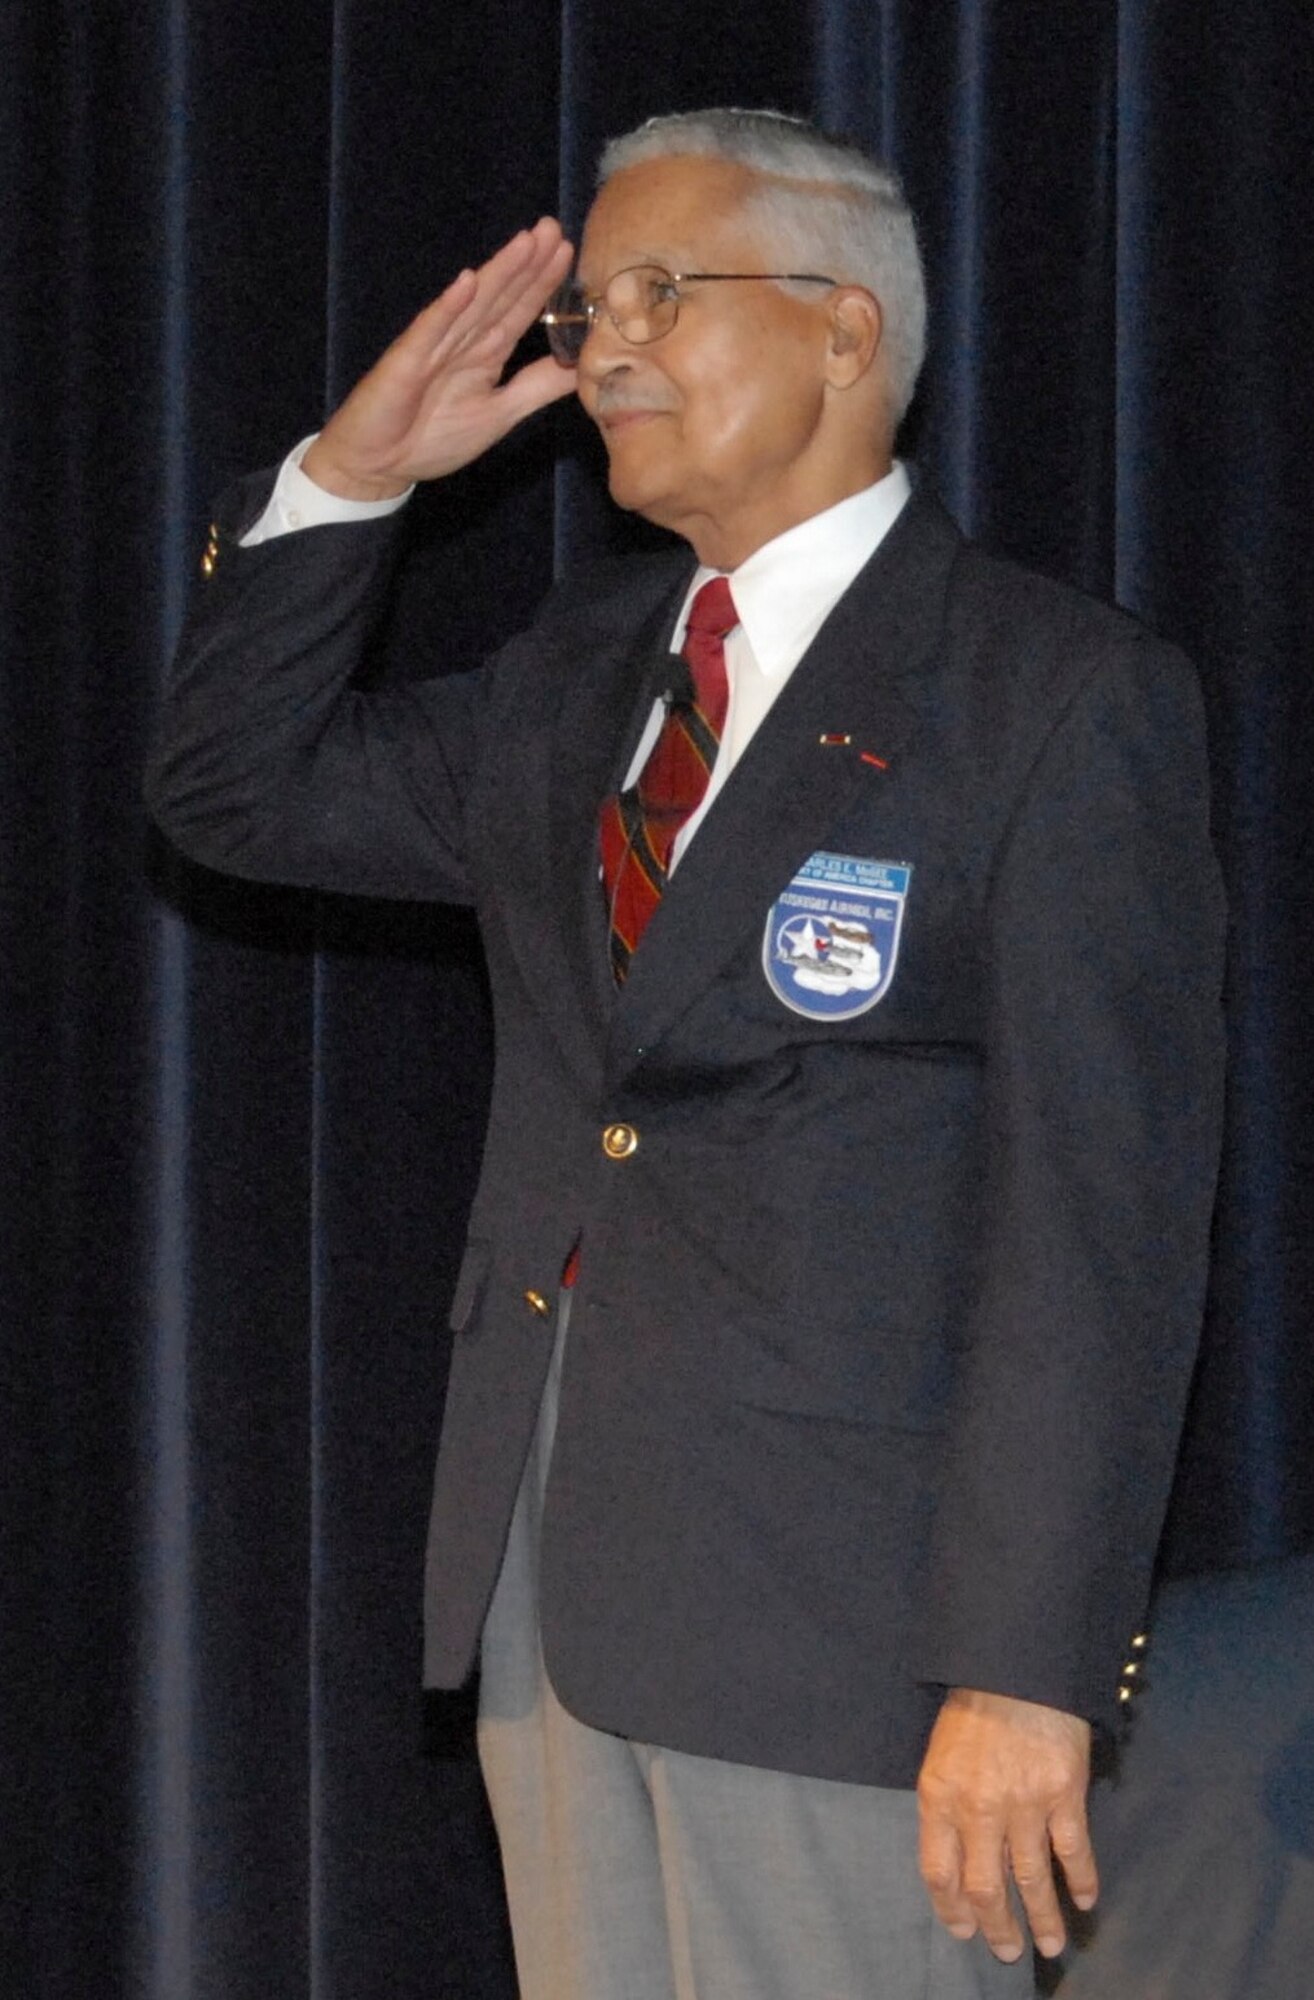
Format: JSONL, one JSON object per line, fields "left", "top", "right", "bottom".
{"left": 540, "top": 262, "right": 839, "bottom": 366}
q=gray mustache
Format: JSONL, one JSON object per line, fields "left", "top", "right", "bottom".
{"left": 594, "top": 389, "right": 677, "bottom": 417}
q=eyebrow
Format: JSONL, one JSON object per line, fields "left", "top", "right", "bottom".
{"left": 576, "top": 249, "right": 700, "bottom": 288}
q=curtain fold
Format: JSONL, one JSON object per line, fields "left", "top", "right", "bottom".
{"left": 3, "top": 3, "right": 1310, "bottom": 1992}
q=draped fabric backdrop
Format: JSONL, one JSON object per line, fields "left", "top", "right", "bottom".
{"left": 3, "top": 3, "right": 1311, "bottom": 1994}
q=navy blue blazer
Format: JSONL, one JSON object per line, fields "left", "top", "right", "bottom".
{"left": 147, "top": 476, "right": 1226, "bottom": 1787}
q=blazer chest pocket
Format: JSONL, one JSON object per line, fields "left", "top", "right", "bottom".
{"left": 448, "top": 1238, "right": 491, "bottom": 1335}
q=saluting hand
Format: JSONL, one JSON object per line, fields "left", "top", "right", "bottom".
{"left": 917, "top": 1687, "right": 1098, "bottom": 1964}
{"left": 303, "top": 217, "right": 576, "bottom": 501}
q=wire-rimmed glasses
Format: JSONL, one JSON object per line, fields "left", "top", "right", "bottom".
{"left": 540, "top": 263, "right": 839, "bottom": 366}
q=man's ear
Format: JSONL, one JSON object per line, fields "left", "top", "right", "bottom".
{"left": 824, "top": 288, "right": 883, "bottom": 389}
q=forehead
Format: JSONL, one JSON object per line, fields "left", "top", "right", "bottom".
{"left": 578, "top": 155, "right": 771, "bottom": 284}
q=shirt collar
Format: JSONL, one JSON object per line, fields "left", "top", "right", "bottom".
{"left": 675, "top": 461, "right": 912, "bottom": 675}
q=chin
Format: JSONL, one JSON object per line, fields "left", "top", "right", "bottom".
{"left": 605, "top": 460, "right": 673, "bottom": 523}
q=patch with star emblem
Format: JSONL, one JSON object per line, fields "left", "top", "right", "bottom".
{"left": 762, "top": 852, "right": 912, "bottom": 1019}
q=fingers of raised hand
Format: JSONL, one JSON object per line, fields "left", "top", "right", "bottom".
{"left": 477, "top": 228, "right": 574, "bottom": 364}
{"left": 485, "top": 218, "right": 573, "bottom": 327}
{"left": 317, "top": 223, "right": 575, "bottom": 486}
{"left": 492, "top": 352, "right": 579, "bottom": 427}
{"left": 411, "top": 220, "right": 571, "bottom": 367}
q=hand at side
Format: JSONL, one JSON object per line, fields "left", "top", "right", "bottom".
{"left": 303, "top": 217, "right": 576, "bottom": 500}
{"left": 917, "top": 1687, "right": 1097, "bottom": 1962}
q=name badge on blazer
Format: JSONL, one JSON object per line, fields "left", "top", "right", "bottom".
{"left": 762, "top": 852, "right": 912, "bottom": 1020}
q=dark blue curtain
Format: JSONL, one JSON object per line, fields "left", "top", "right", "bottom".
{"left": 3, "top": 3, "right": 1310, "bottom": 1994}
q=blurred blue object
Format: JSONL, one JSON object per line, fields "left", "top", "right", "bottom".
{"left": 1049, "top": 1553, "right": 1314, "bottom": 1997}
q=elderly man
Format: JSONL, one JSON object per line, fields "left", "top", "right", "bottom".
{"left": 149, "top": 109, "right": 1224, "bottom": 2000}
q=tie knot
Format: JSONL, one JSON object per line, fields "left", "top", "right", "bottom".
{"left": 685, "top": 575, "right": 738, "bottom": 642}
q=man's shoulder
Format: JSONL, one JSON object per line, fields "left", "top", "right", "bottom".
{"left": 474, "top": 546, "right": 692, "bottom": 726}
{"left": 939, "top": 516, "right": 1136, "bottom": 640}
{"left": 935, "top": 518, "right": 1196, "bottom": 711}
{"left": 528, "top": 547, "right": 692, "bottom": 641}
{"left": 856, "top": 492, "right": 1202, "bottom": 773}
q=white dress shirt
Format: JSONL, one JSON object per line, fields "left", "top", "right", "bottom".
{"left": 242, "top": 442, "right": 912, "bottom": 871}
{"left": 626, "top": 464, "right": 910, "bottom": 868}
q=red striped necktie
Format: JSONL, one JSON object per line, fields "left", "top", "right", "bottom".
{"left": 562, "top": 577, "right": 738, "bottom": 1291}
{"left": 599, "top": 575, "right": 738, "bottom": 985}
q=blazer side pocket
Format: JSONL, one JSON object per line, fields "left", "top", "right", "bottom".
{"left": 722, "top": 1311, "right": 956, "bottom": 1435}
{"left": 448, "top": 1238, "right": 492, "bottom": 1335}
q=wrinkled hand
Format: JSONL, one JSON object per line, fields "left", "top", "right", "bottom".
{"left": 917, "top": 1687, "right": 1097, "bottom": 1963}
{"left": 303, "top": 218, "right": 576, "bottom": 500}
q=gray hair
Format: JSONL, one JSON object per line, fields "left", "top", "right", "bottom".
{"left": 598, "top": 108, "right": 926, "bottom": 423}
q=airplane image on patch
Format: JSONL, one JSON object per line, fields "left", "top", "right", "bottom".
{"left": 762, "top": 852, "right": 912, "bottom": 1020}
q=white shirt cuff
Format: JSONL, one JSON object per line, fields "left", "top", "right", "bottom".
{"left": 240, "top": 435, "right": 414, "bottom": 546}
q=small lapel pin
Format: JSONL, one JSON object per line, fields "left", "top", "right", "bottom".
{"left": 817, "top": 733, "right": 889, "bottom": 771}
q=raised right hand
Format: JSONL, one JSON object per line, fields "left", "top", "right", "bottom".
{"left": 303, "top": 217, "right": 577, "bottom": 501}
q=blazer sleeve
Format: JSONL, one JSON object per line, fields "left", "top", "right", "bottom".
{"left": 145, "top": 471, "right": 485, "bottom": 904}
{"left": 913, "top": 632, "right": 1226, "bottom": 1730}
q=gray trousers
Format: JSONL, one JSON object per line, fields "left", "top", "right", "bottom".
{"left": 477, "top": 1294, "right": 1037, "bottom": 2000}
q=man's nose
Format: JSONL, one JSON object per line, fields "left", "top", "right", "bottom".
{"left": 576, "top": 307, "right": 633, "bottom": 376}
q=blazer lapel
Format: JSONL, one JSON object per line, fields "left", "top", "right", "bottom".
{"left": 606, "top": 495, "right": 962, "bottom": 1078}
{"left": 493, "top": 557, "right": 692, "bottom": 1088}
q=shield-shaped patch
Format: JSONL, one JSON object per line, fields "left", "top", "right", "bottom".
{"left": 762, "top": 851, "right": 912, "bottom": 1021}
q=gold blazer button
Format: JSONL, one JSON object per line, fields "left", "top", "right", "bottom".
{"left": 602, "top": 1122, "right": 639, "bottom": 1160}
{"left": 523, "top": 1289, "right": 551, "bottom": 1318}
